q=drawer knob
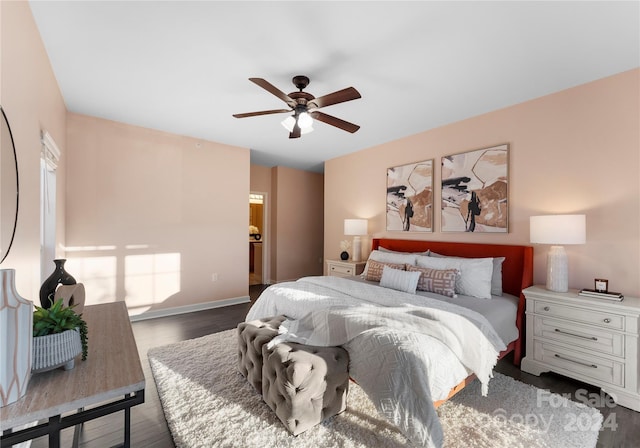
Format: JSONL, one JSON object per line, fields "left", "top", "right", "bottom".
{"left": 543, "top": 306, "right": 550, "bottom": 311}
{"left": 603, "top": 318, "right": 611, "bottom": 324}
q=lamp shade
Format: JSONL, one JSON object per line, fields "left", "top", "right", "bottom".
{"left": 530, "top": 215, "right": 586, "bottom": 245}
{"left": 344, "top": 219, "right": 367, "bottom": 236}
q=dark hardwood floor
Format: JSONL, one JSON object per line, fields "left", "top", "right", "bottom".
{"left": 28, "top": 284, "right": 638, "bottom": 447}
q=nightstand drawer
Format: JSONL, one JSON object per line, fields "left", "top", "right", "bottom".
{"left": 329, "top": 264, "right": 356, "bottom": 276}
{"left": 534, "top": 316, "right": 624, "bottom": 357}
{"left": 532, "top": 340, "right": 624, "bottom": 387}
{"left": 534, "top": 301, "right": 624, "bottom": 330}
{"left": 326, "top": 259, "right": 366, "bottom": 278}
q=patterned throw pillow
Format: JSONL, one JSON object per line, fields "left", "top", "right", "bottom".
{"left": 361, "top": 250, "right": 419, "bottom": 278}
{"left": 365, "top": 259, "right": 406, "bottom": 282}
{"left": 406, "top": 265, "right": 458, "bottom": 298}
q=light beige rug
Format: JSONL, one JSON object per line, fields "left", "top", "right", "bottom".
{"left": 148, "top": 329, "right": 602, "bottom": 448}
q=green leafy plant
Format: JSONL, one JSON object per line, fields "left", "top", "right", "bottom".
{"left": 33, "top": 298, "right": 88, "bottom": 361}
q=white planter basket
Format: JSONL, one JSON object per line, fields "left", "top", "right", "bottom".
{"left": 32, "top": 329, "right": 82, "bottom": 373}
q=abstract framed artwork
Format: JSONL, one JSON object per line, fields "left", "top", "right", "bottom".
{"left": 386, "top": 159, "right": 433, "bottom": 232}
{"left": 441, "top": 143, "right": 509, "bottom": 233}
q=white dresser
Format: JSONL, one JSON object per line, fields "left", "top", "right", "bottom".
{"left": 521, "top": 286, "right": 640, "bottom": 411}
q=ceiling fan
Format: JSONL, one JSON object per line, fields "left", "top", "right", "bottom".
{"left": 233, "top": 75, "right": 361, "bottom": 139}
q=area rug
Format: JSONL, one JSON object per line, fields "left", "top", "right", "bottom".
{"left": 148, "top": 329, "right": 602, "bottom": 448}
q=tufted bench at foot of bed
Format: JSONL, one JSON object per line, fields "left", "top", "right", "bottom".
{"left": 237, "top": 315, "right": 351, "bottom": 435}
{"left": 237, "top": 315, "right": 287, "bottom": 393}
{"left": 262, "top": 341, "right": 350, "bottom": 436}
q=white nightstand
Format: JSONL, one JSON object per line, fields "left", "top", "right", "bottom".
{"left": 521, "top": 285, "right": 640, "bottom": 412}
{"left": 326, "top": 259, "right": 366, "bottom": 278}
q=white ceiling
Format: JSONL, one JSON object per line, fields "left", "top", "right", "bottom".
{"left": 29, "top": 1, "right": 639, "bottom": 173}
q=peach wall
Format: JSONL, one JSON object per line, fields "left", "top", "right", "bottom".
{"left": 0, "top": 1, "right": 67, "bottom": 299}
{"left": 65, "top": 113, "right": 250, "bottom": 316}
{"left": 250, "top": 164, "right": 272, "bottom": 193}
{"left": 273, "top": 166, "right": 324, "bottom": 282}
{"left": 325, "top": 69, "right": 640, "bottom": 296}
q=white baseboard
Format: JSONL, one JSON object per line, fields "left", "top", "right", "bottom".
{"left": 129, "top": 296, "right": 250, "bottom": 322}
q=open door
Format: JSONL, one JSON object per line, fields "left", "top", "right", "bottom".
{"left": 249, "top": 193, "right": 265, "bottom": 285}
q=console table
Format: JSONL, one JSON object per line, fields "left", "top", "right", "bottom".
{"left": 1, "top": 301, "right": 145, "bottom": 447}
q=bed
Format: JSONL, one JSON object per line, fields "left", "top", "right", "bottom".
{"left": 246, "top": 238, "right": 533, "bottom": 447}
{"left": 369, "top": 238, "right": 534, "bottom": 365}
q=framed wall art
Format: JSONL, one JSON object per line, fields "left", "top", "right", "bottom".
{"left": 386, "top": 159, "right": 433, "bottom": 232}
{"left": 441, "top": 143, "right": 509, "bottom": 233}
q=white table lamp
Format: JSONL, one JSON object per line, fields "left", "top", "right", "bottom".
{"left": 530, "top": 214, "right": 586, "bottom": 292}
{"left": 344, "top": 219, "right": 368, "bottom": 262}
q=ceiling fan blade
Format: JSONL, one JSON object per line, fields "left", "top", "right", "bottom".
{"left": 308, "top": 87, "right": 361, "bottom": 109}
{"left": 249, "top": 78, "right": 297, "bottom": 108}
{"left": 289, "top": 121, "right": 301, "bottom": 139}
{"left": 309, "top": 111, "right": 360, "bottom": 133}
{"left": 233, "top": 109, "right": 291, "bottom": 119}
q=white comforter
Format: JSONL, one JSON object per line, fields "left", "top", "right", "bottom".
{"left": 245, "top": 276, "right": 506, "bottom": 448}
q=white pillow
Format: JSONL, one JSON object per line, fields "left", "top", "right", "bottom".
{"left": 380, "top": 265, "right": 421, "bottom": 294}
{"left": 362, "top": 249, "right": 419, "bottom": 277}
{"left": 416, "top": 255, "right": 493, "bottom": 299}
{"left": 430, "top": 251, "right": 505, "bottom": 296}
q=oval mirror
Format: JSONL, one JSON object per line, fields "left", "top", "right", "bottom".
{"left": 0, "top": 107, "right": 19, "bottom": 264}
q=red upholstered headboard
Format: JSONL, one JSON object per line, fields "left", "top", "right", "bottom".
{"left": 371, "top": 238, "right": 533, "bottom": 365}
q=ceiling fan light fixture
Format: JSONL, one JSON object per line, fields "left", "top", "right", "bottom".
{"left": 236, "top": 76, "right": 360, "bottom": 137}
{"left": 281, "top": 115, "right": 295, "bottom": 132}
{"left": 281, "top": 114, "right": 314, "bottom": 134}
{"left": 297, "top": 112, "right": 313, "bottom": 129}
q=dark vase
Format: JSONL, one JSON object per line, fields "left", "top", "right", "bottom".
{"left": 40, "top": 259, "right": 76, "bottom": 308}
{"left": 340, "top": 251, "right": 349, "bottom": 261}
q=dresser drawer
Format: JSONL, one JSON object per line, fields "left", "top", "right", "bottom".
{"left": 534, "top": 300, "right": 624, "bottom": 330}
{"left": 534, "top": 316, "right": 624, "bottom": 357}
{"left": 532, "top": 340, "right": 624, "bottom": 387}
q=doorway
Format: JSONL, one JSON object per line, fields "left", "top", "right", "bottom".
{"left": 249, "top": 193, "right": 266, "bottom": 285}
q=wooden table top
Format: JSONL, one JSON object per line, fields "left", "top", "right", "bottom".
{"left": 1, "top": 302, "right": 145, "bottom": 430}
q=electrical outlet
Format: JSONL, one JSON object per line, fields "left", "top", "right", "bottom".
{"left": 211, "top": 273, "right": 219, "bottom": 282}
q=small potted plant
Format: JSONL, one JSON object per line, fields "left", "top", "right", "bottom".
{"left": 32, "top": 298, "right": 88, "bottom": 373}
